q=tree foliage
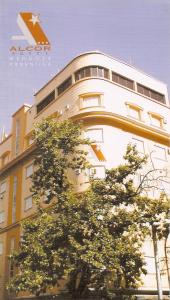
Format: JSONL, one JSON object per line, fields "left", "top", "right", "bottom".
{"left": 8, "top": 119, "right": 169, "bottom": 299}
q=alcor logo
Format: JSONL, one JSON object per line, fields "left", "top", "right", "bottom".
{"left": 11, "top": 12, "right": 50, "bottom": 46}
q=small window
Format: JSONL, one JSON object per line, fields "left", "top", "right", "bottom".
{"left": 24, "top": 196, "right": 33, "bottom": 211}
{"left": 26, "top": 164, "right": 33, "bottom": 178}
{"left": 112, "top": 72, "right": 134, "bottom": 90}
{"left": 85, "top": 128, "right": 103, "bottom": 143}
{"left": 9, "top": 238, "right": 15, "bottom": 278}
{"left": 37, "top": 90, "right": 55, "bottom": 114}
{"left": 132, "top": 138, "right": 145, "bottom": 154}
{"left": 75, "top": 66, "right": 109, "bottom": 81}
{"left": 0, "top": 211, "right": 5, "bottom": 223}
{"left": 137, "top": 84, "right": 165, "bottom": 104}
{"left": 0, "top": 181, "right": 6, "bottom": 194}
{"left": 0, "top": 242, "right": 3, "bottom": 255}
{"left": 15, "top": 119, "right": 20, "bottom": 156}
{"left": 10, "top": 238, "right": 15, "bottom": 252}
{"left": 148, "top": 112, "right": 164, "bottom": 129}
{"left": 1, "top": 153, "right": 9, "bottom": 166}
{"left": 89, "top": 166, "right": 106, "bottom": 179}
{"left": 80, "top": 94, "right": 102, "bottom": 109}
{"left": 153, "top": 145, "right": 166, "bottom": 161}
{"left": 126, "top": 103, "right": 143, "bottom": 121}
{"left": 129, "top": 106, "right": 141, "bottom": 119}
{"left": 58, "top": 76, "right": 72, "bottom": 96}
{"left": 27, "top": 135, "right": 34, "bottom": 146}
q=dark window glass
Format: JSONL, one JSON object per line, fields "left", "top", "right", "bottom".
{"left": 37, "top": 90, "right": 55, "bottom": 114}
{"left": 137, "top": 84, "right": 165, "bottom": 104}
{"left": 104, "top": 68, "right": 109, "bottom": 79}
{"left": 75, "top": 66, "right": 109, "bottom": 81}
{"left": 98, "top": 67, "right": 104, "bottom": 77}
{"left": 91, "top": 66, "right": 98, "bottom": 77}
{"left": 126, "top": 80, "right": 134, "bottom": 90}
{"left": 112, "top": 72, "right": 134, "bottom": 90}
{"left": 157, "top": 93, "right": 165, "bottom": 103}
{"left": 143, "top": 87, "right": 150, "bottom": 97}
{"left": 75, "top": 72, "right": 80, "bottom": 81}
{"left": 119, "top": 76, "right": 126, "bottom": 86}
{"left": 84, "top": 67, "right": 91, "bottom": 77}
{"left": 137, "top": 84, "right": 144, "bottom": 94}
{"left": 112, "top": 72, "right": 119, "bottom": 83}
{"left": 58, "top": 76, "right": 72, "bottom": 96}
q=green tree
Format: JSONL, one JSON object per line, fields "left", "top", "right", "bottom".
{"left": 8, "top": 119, "right": 169, "bottom": 300}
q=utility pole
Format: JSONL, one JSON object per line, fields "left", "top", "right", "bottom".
{"left": 152, "top": 225, "right": 163, "bottom": 300}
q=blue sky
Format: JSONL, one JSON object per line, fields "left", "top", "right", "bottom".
{"left": 0, "top": 0, "right": 170, "bottom": 134}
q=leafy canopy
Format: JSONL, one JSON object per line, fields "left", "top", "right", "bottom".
{"left": 8, "top": 119, "right": 169, "bottom": 299}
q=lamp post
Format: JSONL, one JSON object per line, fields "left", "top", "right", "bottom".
{"left": 152, "top": 225, "right": 163, "bottom": 300}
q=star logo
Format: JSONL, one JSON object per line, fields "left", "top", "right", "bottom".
{"left": 11, "top": 12, "right": 50, "bottom": 46}
{"left": 29, "top": 14, "right": 40, "bottom": 26}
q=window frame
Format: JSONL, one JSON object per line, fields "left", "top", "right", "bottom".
{"left": 79, "top": 93, "right": 104, "bottom": 110}
{"left": 75, "top": 65, "right": 110, "bottom": 82}
{"left": 85, "top": 128, "right": 104, "bottom": 143}
{"left": 137, "top": 83, "right": 165, "bottom": 104}
{"left": 112, "top": 71, "right": 134, "bottom": 90}
{"left": 148, "top": 112, "right": 164, "bottom": 129}
{"left": 125, "top": 102, "right": 143, "bottom": 121}
{"left": 25, "top": 164, "right": 33, "bottom": 179}
{"left": 132, "top": 138, "right": 145, "bottom": 154}
{"left": 0, "top": 181, "right": 6, "bottom": 194}
{"left": 152, "top": 145, "right": 167, "bottom": 161}
{"left": 0, "top": 211, "right": 5, "bottom": 224}
{"left": 24, "top": 196, "right": 33, "bottom": 211}
{"left": 0, "top": 242, "right": 3, "bottom": 255}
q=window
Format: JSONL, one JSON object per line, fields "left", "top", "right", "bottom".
{"left": 0, "top": 242, "right": 3, "bottom": 255}
{"left": 0, "top": 211, "right": 5, "bottom": 223}
{"left": 37, "top": 90, "right": 55, "bottom": 114}
{"left": 1, "top": 152, "right": 10, "bottom": 167}
{"left": 9, "top": 238, "right": 15, "bottom": 277}
{"left": 10, "top": 238, "right": 15, "bottom": 251}
{"left": 160, "top": 180, "right": 170, "bottom": 195}
{"left": 57, "top": 76, "right": 72, "bottom": 96}
{"left": 75, "top": 66, "right": 109, "bottom": 81}
{"left": 80, "top": 94, "right": 103, "bottom": 109}
{"left": 132, "top": 138, "right": 145, "bottom": 154}
{"left": 0, "top": 181, "right": 6, "bottom": 194}
{"left": 12, "top": 176, "right": 17, "bottom": 223}
{"left": 126, "top": 102, "right": 143, "bottom": 121}
{"left": 15, "top": 119, "right": 20, "bottom": 156}
{"left": 85, "top": 128, "right": 103, "bottom": 143}
{"left": 137, "top": 84, "right": 165, "bottom": 104}
{"left": 82, "top": 96, "right": 100, "bottom": 108}
{"left": 153, "top": 145, "right": 166, "bottom": 161}
{"left": 27, "top": 135, "right": 34, "bottom": 146}
{"left": 24, "top": 196, "right": 33, "bottom": 211}
{"left": 26, "top": 164, "right": 33, "bottom": 178}
{"left": 148, "top": 112, "right": 164, "bottom": 129}
{"left": 112, "top": 72, "right": 134, "bottom": 90}
{"left": 89, "top": 166, "right": 106, "bottom": 179}
{"left": 129, "top": 106, "right": 141, "bottom": 119}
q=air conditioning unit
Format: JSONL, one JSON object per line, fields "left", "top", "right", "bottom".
{"left": 57, "top": 110, "right": 63, "bottom": 116}
{"left": 65, "top": 104, "right": 70, "bottom": 111}
{"left": 75, "top": 169, "right": 81, "bottom": 175}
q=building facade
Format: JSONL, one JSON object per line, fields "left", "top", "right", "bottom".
{"left": 0, "top": 51, "right": 170, "bottom": 299}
